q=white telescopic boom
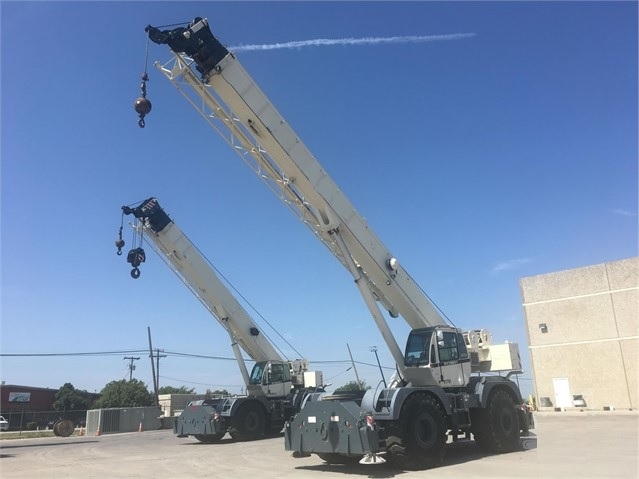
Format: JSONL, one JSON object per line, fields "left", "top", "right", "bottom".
{"left": 126, "top": 198, "right": 284, "bottom": 371}
{"left": 150, "top": 19, "right": 448, "bottom": 334}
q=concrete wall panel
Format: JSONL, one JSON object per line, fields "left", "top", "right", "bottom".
{"left": 521, "top": 257, "right": 638, "bottom": 411}
{"left": 606, "top": 257, "right": 639, "bottom": 290}
{"left": 620, "top": 339, "right": 637, "bottom": 409}
{"left": 524, "top": 295, "right": 617, "bottom": 345}
{"left": 531, "top": 342, "right": 630, "bottom": 410}
{"left": 612, "top": 289, "right": 639, "bottom": 337}
{"left": 520, "top": 264, "right": 609, "bottom": 303}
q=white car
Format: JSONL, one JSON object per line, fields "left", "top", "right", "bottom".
{"left": 0, "top": 416, "right": 8, "bottom": 431}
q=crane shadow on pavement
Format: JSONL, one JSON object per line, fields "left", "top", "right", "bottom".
{"left": 293, "top": 436, "right": 538, "bottom": 477}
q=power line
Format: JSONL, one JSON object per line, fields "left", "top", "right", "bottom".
{"left": 162, "top": 351, "right": 237, "bottom": 361}
{"left": 0, "top": 350, "right": 533, "bottom": 381}
{"left": 0, "top": 350, "right": 397, "bottom": 370}
{"left": 1, "top": 350, "right": 148, "bottom": 357}
{"left": 159, "top": 375, "right": 243, "bottom": 388}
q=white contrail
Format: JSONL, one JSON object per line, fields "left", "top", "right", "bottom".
{"left": 230, "top": 33, "right": 476, "bottom": 52}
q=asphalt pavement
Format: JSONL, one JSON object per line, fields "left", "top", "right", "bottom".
{"left": 0, "top": 411, "right": 637, "bottom": 478}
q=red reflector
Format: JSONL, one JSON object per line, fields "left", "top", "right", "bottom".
{"left": 365, "top": 414, "right": 375, "bottom": 430}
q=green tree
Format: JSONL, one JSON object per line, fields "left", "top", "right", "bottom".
{"left": 205, "top": 389, "right": 230, "bottom": 397}
{"left": 158, "top": 385, "right": 195, "bottom": 395}
{"left": 92, "top": 379, "right": 154, "bottom": 409}
{"left": 333, "top": 380, "right": 370, "bottom": 394}
{"left": 53, "top": 383, "right": 94, "bottom": 411}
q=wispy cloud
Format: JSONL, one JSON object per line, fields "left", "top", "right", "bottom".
{"left": 230, "top": 33, "right": 476, "bottom": 52}
{"left": 491, "top": 258, "right": 535, "bottom": 275}
{"left": 612, "top": 208, "right": 636, "bottom": 217}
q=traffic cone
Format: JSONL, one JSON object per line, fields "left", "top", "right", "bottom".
{"left": 79, "top": 426, "right": 85, "bottom": 436}
{"left": 96, "top": 426, "right": 101, "bottom": 436}
{"left": 138, "top": 421, "right": 143, "bottom": 432}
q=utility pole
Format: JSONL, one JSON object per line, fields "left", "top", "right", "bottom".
{"left": 370, "top": 346, "right": 386, "bottom": 388}
{"left": 346, "top": 343, "right": 362, "bottom": 387}
{"left": 155, "top": 348, "right": 167, "bottom": 392}
{"left": 147, "top": 327, "right": 159, "bottom": 405}
{"left": 124, "top": 356, "right": 140, "bottom": 381}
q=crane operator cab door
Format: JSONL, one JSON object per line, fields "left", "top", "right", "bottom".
{"left": 266, "top": 361, "right": 292, "bottom": 397}
{"left": 404, "top": 327, "right": 470, "bottom": 388}
{"left": 250, "top": 361, "right": 293, "bottom": 397}
{"left": 432, "top": 329, "right": 470, "bottom": 387}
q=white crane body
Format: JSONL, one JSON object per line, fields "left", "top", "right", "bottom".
{"left": 121, "top": 197, "right": 323, "bottom": 441}
{"left": 145, "top": 17, "right": 529, "bottom": 468}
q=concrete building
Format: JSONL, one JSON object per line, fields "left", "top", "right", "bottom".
{"left": 520, "top": 257, "right": 638, "bottom": 411}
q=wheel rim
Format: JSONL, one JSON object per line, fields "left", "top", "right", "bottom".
{"left": 414, "top": 412, "right": 437, "bottom": 449}
{"left": 500, "top": 409, "right": 514, "bottom": 434}
{"left": 245, "top": 411, "right": 259, "bottom": 431}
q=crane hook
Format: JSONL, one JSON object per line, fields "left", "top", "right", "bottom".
{"left": 126, "top": 247, "right": 146, "bottom": 279}
{"left": 115, "top": 226, "right": 125, "bottom": 256}
{"left": 134, "top": 73, "right": 152, "bottom": 128}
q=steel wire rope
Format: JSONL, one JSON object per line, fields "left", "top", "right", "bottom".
{"left": 183, "top": 234, "right": 304, "bottom": 360}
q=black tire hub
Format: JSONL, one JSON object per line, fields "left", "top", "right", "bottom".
{"left": 243, "top": 410, "right": 260, "bottom": 432}
{"left": 413, "top": 412, "right": 438, "bottom": 450}
{"left": 498, "top": 408, "right": 515, "bottom": 435}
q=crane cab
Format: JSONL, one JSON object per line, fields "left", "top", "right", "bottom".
{"left": 247, "top": 360, "right": 293, "bottom": 398}
{"left": 402, "top": 326, "right": 471, "bottom": 388}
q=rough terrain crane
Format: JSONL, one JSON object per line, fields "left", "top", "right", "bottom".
{"left": 119, "top": 197, "right": 324, "bottom": 442}
{"left": 144, "top": 17, "right": 529, "bottom": 469}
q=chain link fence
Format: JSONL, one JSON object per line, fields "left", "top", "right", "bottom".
{"left": 1, "top": 409, "right": 87, "bottom": 432}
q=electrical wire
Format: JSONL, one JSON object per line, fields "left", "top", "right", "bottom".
{"left": 1, "top": 350, "right": 148, "bottom": 357}
{"left": 159, "top": 375, "right": 243, "bottom": 388}
{"left": 0, "top": 350, "right": 532, "bottom": 381}
{"left": 186, "top": 237, "right": 304, "bottom": 359}
{"left": 162, "top": 351, "right": 236, "bottom": 361}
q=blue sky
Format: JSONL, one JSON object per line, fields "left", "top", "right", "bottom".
{"left": 1, "top": 1, "right": 636, "bottom": 400}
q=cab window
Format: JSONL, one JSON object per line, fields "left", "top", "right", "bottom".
{"left": 404, "top": 330, "right": 433, "bottom": 366}
{"left": 456, "top": 332, "right": 469, "bottom": 360}
{"left": 269, "top": 363, "right": 285, "bottom": 383}
{"left": 249, "top": 362, "right": 265, "bottom": 385}
{"left": 437, "top": 331, "right": 459, "bottom": 362}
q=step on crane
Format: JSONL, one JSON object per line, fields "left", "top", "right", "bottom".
{"left": 143, "top": 18, "right": 529, "bottom": 469}
{"left": 119, "top": 197, "right": 324, "bottom": 442}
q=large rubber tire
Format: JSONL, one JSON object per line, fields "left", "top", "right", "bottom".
{"left": 471, "top": 388, "right": 520, "bottom": 453}
{"left": 317, "top": 453, "right": 361, "bottom": 465}
{"left": 194, "top": 433, "right": 225, "bottom": 443}
{"left": 385, "top": 393, "right": 446, "bottom": 470}
{"left": 228, "top": 402, "right": 265, "bottom": 441}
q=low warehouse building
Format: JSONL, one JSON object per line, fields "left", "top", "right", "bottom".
{"left": 520, "top": 257, "right": 638, "bottom": 410}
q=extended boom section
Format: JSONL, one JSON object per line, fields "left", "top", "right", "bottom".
{"left": 123, "top": 197, "right": 283, "bottom": 367}
{"left": 145, "top": 18, "right": 529, "bottom": 469}
{"left": 149, "top": 20, "right": 450, "bottom": 340}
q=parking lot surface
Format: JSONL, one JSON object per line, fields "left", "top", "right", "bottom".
{"left": 1, "top": 412, "right": 637, "bottom": 478}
